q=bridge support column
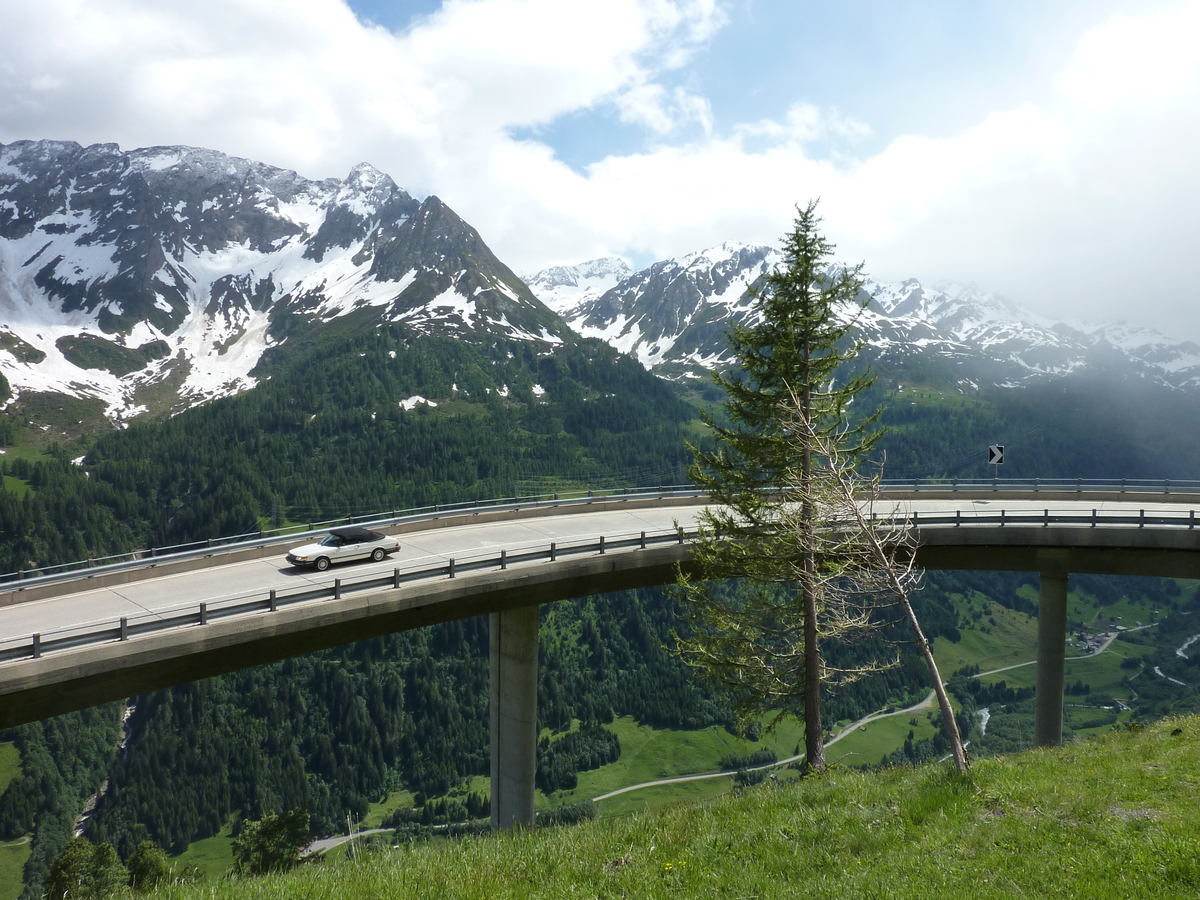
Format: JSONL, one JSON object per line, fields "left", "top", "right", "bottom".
{"left": 1034, "top": 572, "right": 1069, "bottom": 747}
{"left": 490, "top": 605, "right": 539, "bottom": 830}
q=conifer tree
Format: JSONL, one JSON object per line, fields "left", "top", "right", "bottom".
{"left": 676, "top": 201, "right": 880, "bottom": 773}
{"left": 676, "top": 200, "right": 966, "bottom": 775}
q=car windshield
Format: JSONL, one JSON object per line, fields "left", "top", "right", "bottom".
{"left": 319, "top": 535, "right": 343, "bottom": 547}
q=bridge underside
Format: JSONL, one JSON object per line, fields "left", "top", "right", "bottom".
{"left": 915, "top": 526, "right": 1200, "bottom": 578}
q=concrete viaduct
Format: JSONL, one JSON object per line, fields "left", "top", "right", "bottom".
{"left": 0, "top": 484, "right": 1198, "bottom": 830}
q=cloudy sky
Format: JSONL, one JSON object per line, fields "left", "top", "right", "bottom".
{"left": 2, "top": 0, "right": 1198, "bottom": 336}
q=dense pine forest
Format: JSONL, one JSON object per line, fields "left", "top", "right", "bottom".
{"left": 2, "top": 327, "right": 1200, "bottom": 896}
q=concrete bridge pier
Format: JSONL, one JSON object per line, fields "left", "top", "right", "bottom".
{"left": 1034, "top": 572, "right": 1069, "bottom": 747}
{"left": 490, "top": 605, "right": 539, "bottom": 829}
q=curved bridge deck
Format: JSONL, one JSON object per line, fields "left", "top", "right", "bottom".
{"left": 2, "top": 490, "right": 1200, "bottom": 726}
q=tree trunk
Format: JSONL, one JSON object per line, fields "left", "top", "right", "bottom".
{"left": 895, "top": 586, "right": 969, "bottom": 773}
{"left": 800, "top": 356, "right": 825, "bottom": 773}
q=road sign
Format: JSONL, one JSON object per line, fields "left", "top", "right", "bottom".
{"left": 988, "top": 445, "right": 1005, "bottom": 465}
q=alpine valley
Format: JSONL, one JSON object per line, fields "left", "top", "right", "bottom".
{"left": 2, "top": 141, "right": 1200, "bottom": 900}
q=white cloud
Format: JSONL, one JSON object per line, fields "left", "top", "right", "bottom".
{"left": 734, "top": 103, "right": 871, "bottom": 146}
{"left": 0, "top": 0, "right": 1198, "bottom": 337}
{"left": 615, "top": 83, "right": 713, "bottom": 134}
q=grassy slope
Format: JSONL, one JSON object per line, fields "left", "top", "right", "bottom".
{"left": 150, "top": 716, "right": 1200, "bottom": 900}
{"left": 174, "top": 823, "right": 236, "bottom": 881}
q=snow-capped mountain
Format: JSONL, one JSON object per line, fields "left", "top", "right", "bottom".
{"left": 525, "top": 244, "right": 1200, "bottom": 389}
{"left": 521, "top": 257, "right": 632, "bottom": 315}
{"left": 0, "top": 140, "right": 567, "bottom": 423}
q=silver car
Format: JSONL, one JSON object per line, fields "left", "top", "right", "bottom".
{"left": 286, "top": 526, "right": 401, "bottom": 571}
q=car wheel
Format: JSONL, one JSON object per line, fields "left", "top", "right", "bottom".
{"left": 371, "top": 548, "right": 385, "bottom": 562}
{"left": 315, "top": 557, "right": 331, "bottom": 572}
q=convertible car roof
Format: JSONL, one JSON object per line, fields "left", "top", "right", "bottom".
{"left": 329, "top": 526, "right": 385, "bottom": 540}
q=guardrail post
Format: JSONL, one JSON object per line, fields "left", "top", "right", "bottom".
{"left": 120, "top": 617, "right": 128, "bottom": 641}
{"left": 549, "top": 542, "right": 556, "bottom": 562}
{"left": 1191, "top": 511, "right": 1195, "bottom": 531}
{"left": 1139, "top": 510, "right": 1145, "bottom": 529}
{"left": 334, "top": 578, "right": 342, "bottom": 599}
{"left": 1165, "top": 479, "right": 1171, "bottom": 495}
{"left": 952, "top": 478, "right": 958, "bottom": 492}
{"left": 1077, "top": 478, "right": 1082, "bottom": 494}
{"left": 640, "top": 531, "right": 647, "bottom": 549}
{"left": 599, "top": 536, "right": 605, "bottom": 555}
{"left": 17, "top": 570, "right": 22, "bottom": 581}
{"left": 1044, "top": 509, "right": 1049, "bottom": 527}
{"left": 32, "top": 634, "right": 40, "bottom": 659}
{"left": 1121, "top": 478, "right": 1126, "bottom": 494}
{"left": 449, "top": 558, "right": 456, "bottom": 579}
{"left": 270, "top": 589, "right": 277, "bottom": 611}
{"left": 955, "top": 510, "right": 961, "bottom": 527}
{"left": 393, "top": 568, "right": 400, "bottom": 589}
{"left": 677, "top": 530, "right": 684, "bottom": 544}
{"left": 500, "top": 550, "right": 507, "bottom": 570}
{"left": 1092, "top": 509, "right": 1097, "bottom": 528}
{"left": 914, "top": 477, "right": 920, "bottom": 492}
{"left": 1034, "top": 478, "right": 1040, "bottom": 493}
{"left": 1000, "top": 510, "right": 1005, "bottom": 527}
{"left": 199, "top": 602, "right": 207, "bottom": 626}
{"left": 206, "top": 538, "right": 212, "bottom": 548}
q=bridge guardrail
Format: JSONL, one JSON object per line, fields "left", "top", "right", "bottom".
{"left": 0, "top": 486, "right": 705, "bottom": 589}
{"left": 0, "top": 525, "right": 695, "bottom": 665}
{"left": 880, "top": 477, "right": 1200, "bottom": 494}
{"left": 5, "top": 503, "right": 1200, "bottom": 667}
{"left": 6, "top": 479, "right": 1199, "bottom": 589}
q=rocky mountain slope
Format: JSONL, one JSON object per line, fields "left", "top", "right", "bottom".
{"left": 527, "top": 246, "right": 1200, "bottom": 388}
{"left": 0, "top": 140, "right": 567, "bottom": 426}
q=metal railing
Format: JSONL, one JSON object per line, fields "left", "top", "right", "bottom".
{"left": 5, "top": 500, "right": 1200, "bottom": 668}
{"left": 4, "top": 479, "right": 1198, "bottom": 590}
{"left": 879, "top": 477, "right": 1200, "bottom": 495}
{"left": 0, "top": 525, "right": 694, "bottom": 665}
{"left": 0, "top": 486, "right": 703, "bottom": 589}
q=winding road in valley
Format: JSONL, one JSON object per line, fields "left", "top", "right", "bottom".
{"left": 591, "top": 623, "right": 1150, "bottom": 803}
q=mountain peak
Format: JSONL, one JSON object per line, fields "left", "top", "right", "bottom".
{"left": 0, "top": 140, "right": 568, "bottom": 428}
{"left": 522, "top": 256, "right": 633, "bottom": 314}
